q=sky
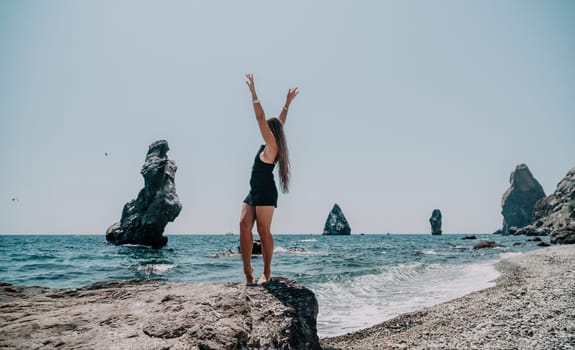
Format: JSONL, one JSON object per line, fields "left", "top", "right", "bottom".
{"left": 1, "top": 0, "right": 574, "bottom": 234}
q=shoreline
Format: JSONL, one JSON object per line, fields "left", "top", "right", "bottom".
{"left": 316, "top": 254, "right": 506, "bottom": 338}
{"left": 321, "top": 244, "right": 575, "bottom": 349}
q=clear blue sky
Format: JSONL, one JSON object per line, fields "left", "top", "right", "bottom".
{"left": 1, "top": 1, "right": 574, "bottom": 234}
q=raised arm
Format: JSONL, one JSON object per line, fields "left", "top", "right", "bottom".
{"left": 246, "top": 74, "right": 276, "bottom": 150}
{"left": 278, "top": 87, "right": 299, "bottom": 125}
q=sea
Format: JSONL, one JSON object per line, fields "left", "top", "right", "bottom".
{"left": 0, "top": 233, "right": 543, "bottom": 337}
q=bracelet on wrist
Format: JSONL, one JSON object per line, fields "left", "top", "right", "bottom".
{"left": 282, "top": 106, "right": 288, "bottom": 111}
{"left": 252, "top": 99, "right": 260, "bottom": 104}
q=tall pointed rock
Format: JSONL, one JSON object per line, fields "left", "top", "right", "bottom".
{"left": 500, "top": 164, "right": 545, "bottom": 234}
{"left": 323, "top": 204, "right": 351, "bottom": 235}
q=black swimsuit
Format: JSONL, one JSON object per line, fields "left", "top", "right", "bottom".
{"left": 244, "top": 145, "right": 278, "bottom": 207}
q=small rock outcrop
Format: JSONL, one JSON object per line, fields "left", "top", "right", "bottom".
{"left": 238, "top": 240, "right": 263, "bottom": 255}
{"left": 106, "top": 140, "right": 182, "bottom": 247}
{"left": 0, "top": 278, "right": 320, "bottom": 349}
{"left": 500, "top": 164, "right": 545, "bottom": 234}
{"left": 514, "top": 166, "right": 575, "bottom": 244}
{"left": 323, "top": 204, "right": 351, "bottom": 235}
{"left": 429, "top": 209, "right": 442, "bottom": 235}
{"left": 473, "top": 240, "right": 505, "bottom": 250}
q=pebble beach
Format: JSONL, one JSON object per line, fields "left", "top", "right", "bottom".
{"left": 321, "top": 244, "right": 575, "bottom": 350}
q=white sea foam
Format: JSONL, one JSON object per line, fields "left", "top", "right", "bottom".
{"left": 299, "top": 239, "right": 318, "bottom": 243}
{"left": 274, "top": 246, "right": 319, "bottom": 255}
{"left": 311, "top": 259, "right": 501, "bottom": 337}
{"left": 135, "top": 264, "right": 177, "bottom": 275}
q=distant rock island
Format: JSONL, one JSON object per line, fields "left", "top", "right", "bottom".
{"left": 106, "top": 140, "right": 182, "bottom": 248}
{"left": 499, "top": 164, "right": 545, "bottom": 234}
{"left": 429, "top": 209, "right": 442, "bottom": 235}
{"left": 511, "top": 166, "right": 575, "bottom": 244}
{"left": 323, "top": 203, "right": 351, "bottom": 235}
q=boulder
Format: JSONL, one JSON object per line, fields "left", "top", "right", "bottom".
{"left": 429, "top": 209, "right": 442, "bottom": 235}
{"left": 106, "top": 140, "right": 182, "bottom": 247}
{"left": 551, "top": 226, "right": 575, "bottom": 245}
{"left": 0, "top": 278, "right": 320, "bottom": 350}
{"left": 500, "top": 164, "right": 545, "bottom": 234}
{"left": 509, "top": 166, "right": 575, "bottom": 244}
{"left": 462, "top": 235, "right": 477, "bottom": 240}
{"left": 323, "top": 204, "right": 351, "bottom": 235}
{"left": 473, "top": 240, "right": 505, "bottom": 250}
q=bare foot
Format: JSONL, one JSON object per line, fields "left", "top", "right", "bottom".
{"left": 257, "top": 274, "right": 270, "bottom": 285}
{"left": 245, "top": 267, "right": 256, "bottom": 285}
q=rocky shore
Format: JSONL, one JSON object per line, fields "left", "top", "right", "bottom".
{"left": 0, "top": 278, "right": 320, "bottom": 350}
{"left": 321, "top": 244, "right": 575, "bottom": 350}
{"left": 2, "top": 245, "right": 574, "bottom": 349}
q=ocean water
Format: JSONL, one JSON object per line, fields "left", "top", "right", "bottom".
{"left": 0, "top": 233, "right": 543, "bottom": 336}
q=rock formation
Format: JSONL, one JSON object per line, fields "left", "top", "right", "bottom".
{"left": 106, "top": 140, "right": 182, "bottom": 248}
{"left": 0, "top": 278, "right": 320, "bottom": 349}
{"left": 429, "top": 209, "right": 442, "bottom": 235}
{"left": 500, "top": 164, "right": 545, "bottom": 234}
{"left": 513, "top": 166, "right": 575, "bottom": 244}
{"left": 323, "top": 203, "right": 351, "bottom": 235}
{"left": 473, "top": 240, "right": 505, "bottom": 250}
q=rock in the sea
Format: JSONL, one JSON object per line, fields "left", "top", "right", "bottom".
{"left": 462, "top": 235, "right": 477, "bottom": 240}
{"left": 0, "top": 278, "right": 321, "bottom": 350}
{"left": 429, "top": 209, "right": 442, "bottom": 235}
{"left": 106, "top": 140, "right": 182, "bottom": 248}
{"left": 323, "top": 203, "right": 351, "bottom": 235}
{"left": 500, "top": 164, "right": 545, "bottom": 234}
{"left": 473, "top": 240, "right": 505, "bottom": 250}
{"left": 511, "top": 166, "right": 575, "bottom": 244}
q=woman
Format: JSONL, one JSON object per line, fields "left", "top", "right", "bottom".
{"left": 240, "top": 74, "right": 299, "bottom": 285}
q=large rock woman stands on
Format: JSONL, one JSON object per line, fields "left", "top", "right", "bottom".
{"left": 106, "top": 140, "right": 182, "bottom": 247}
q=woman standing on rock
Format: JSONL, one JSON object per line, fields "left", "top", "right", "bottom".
{"left": 240, "top": 74, "right": 298, "bottom": 285}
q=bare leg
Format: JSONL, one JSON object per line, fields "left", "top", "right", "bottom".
{"left": 255, "top": 206, "right": 275, "bottom": 284}
{"left": 240, "top": 203, "right": 256, "bottom": 285}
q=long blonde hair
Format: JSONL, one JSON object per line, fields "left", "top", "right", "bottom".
{"left": 267, "top": 117, "right": 290, "bottom": 193}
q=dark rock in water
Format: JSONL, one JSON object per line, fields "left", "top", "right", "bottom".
{"left": 528, "top": 237, "right": 542, "bottom": 242}
{"left": 509, "top": 166, "right": 575, "bottom": 244}
{"left": 0, "top": 278, "right": 321, "bottom": 350}
{"left": 252, "top": 240, "right": 262, "bottom": 255}
{"left": 238, "top": 240, "right": 263, "bottom": 255}
{"left": 537, "top": 241, "right": 551, "bottom": 247}
{"left": 429, "top": 209, "right": 442, "bottom": 235}
{"left": 462, "top": 235, "right": 477, "bottom": 240}
{"left": 106, "top": 140, "right": 182, "bottom": 248}
{"left": 323, "top": 203, "right": 351, "bottom": 235}
{"left": 513, "top": 242, "right": 525, "bottom": 247}
{"left": 473, "top": 240, "right": 505, "bottom": 250}
{"left": 500, "top": 164, "right": 545, "bottom": 234}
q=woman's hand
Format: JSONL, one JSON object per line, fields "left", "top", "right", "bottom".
{"left": 285, "top": 87, "right": 299, "bottom": 107}
{"left": 245, "top": 74, "right": 257, "bottom": 99}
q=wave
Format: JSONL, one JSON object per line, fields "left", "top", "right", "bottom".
{"left": 311, "top": 259, "right": 500, "bottom": 337}
{"left": 133, "top": 263, "right": 177, "bottom": 276}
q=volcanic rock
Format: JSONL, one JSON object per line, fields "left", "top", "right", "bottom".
{"left": 473, "top": 240, "right": 505, "bottom": 250}
{"left": 0, "top": 278, "right": 320, "bottom": 350}
{"left": 323, "top": 204, "right": 351, "bottom": 235}
{"left": 500, "top": 164, "right": 545, "bottom": 234}
{"left": 106, "top": 140, "right": 182, "bottom": 247}
{"left": 429, "top": 209, "right": 442, "bottom": 235}
{"left": 462, "top": 235, "right": 477, "bottom": 240}
{"left": 512, "top": 166, "right": 575, "bottom": 244}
